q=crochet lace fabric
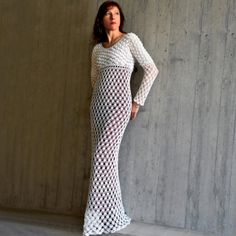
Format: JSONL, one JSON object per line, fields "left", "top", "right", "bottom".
{"left": 83, "top": 32, "right": 158, "bottom": 236}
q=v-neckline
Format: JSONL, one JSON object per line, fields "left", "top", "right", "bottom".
{"left": 101, "top": 33, "right": 128, "bottom": 49}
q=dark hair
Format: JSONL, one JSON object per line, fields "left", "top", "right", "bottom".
{"left": 92, "top": 1, "right": 126, "bottom": 44}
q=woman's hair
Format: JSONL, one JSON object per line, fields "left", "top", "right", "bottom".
{"left": 92, "top": 1, "right": 126, "bottom": 44}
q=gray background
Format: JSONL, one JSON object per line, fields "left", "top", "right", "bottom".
{"left": 0, "top": 1, "right": 235, "bottom": 236}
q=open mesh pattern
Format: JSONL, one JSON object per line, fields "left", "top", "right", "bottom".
{"left": 83, "top": 33, "right": 158, "bottom": 236}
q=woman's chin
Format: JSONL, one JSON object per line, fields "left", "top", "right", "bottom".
{"left": 106, "top": 26, "right": 120, "bottom": 31}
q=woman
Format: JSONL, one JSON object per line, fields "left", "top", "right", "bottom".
{"left": 83, "top": 1, "right": 159, "bottom": 235}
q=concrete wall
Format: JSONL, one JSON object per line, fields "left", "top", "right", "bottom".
{"left": 0, "top": 1, "right": 235, "bottom": 236}
{"left": 0, "top": 0, "right": 96, "bottom": 215}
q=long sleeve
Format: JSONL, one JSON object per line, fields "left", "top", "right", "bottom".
{"left": 91, "top": 45, "right": 99, "bottom": 89}
{"left": 128, "top": 33, "right": 159, "bottom": 106}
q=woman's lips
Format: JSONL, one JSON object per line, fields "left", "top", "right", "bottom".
{"left": 111, "top": 22, "right": 116, "bottom": 25}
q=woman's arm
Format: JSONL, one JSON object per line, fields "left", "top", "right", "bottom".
{"left": 128, "top": 33, "right": 159, "bottom": 106}
{"left": 91, "top": 46, "right": 99, "bottom": 89}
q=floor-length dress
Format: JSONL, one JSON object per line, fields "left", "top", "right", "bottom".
{"left": 83, "top": 32, "right": 158, "bottom": 236}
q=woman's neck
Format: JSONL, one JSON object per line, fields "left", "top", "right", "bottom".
{"left": 106, "top": 30, "right": 123, "bottom": 43}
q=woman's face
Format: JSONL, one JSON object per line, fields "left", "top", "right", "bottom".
{"left": 103, "top": 6, "right": 121, "bottom": 31}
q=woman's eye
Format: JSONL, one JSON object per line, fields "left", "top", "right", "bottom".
{"left": 105, "top": 11, "right": 120, "bottom": 16}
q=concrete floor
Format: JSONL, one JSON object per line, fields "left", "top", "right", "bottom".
{"left": 0, "top": 210, "right": 216, "bottom": 236}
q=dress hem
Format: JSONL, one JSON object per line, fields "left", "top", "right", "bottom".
{"left": 83, "top": 217, "right": 131, "bottom": 236}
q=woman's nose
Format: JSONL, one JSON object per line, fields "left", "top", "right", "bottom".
{"left": 110, "top": 14, "right": 115, "bottom": 19}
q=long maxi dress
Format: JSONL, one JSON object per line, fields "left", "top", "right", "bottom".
{"left": 83, "top": 32, "right": 159, "bottom": 236}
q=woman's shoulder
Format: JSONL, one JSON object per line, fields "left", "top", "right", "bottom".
{"left": 92, "top": 43, "right": 100, "bottom": 50}
{"left": 125, "top": 32, "right": 141, "bottom": 39}
{"left": 91, "top": 43, "right": 101, "bottom": 55}
{"left": 124, "top": 32, "right": 143, "bottom": 45}
{"left": 125, "top": 32, "right": 138, "bottom": 37}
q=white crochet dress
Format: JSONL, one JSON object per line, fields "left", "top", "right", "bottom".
{"left": 83, "top": 32, "right": 158, "bottom": 236}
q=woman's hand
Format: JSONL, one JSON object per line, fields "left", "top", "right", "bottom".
{"left": 130, "top": 101, "right": 140, "bottom": 120}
